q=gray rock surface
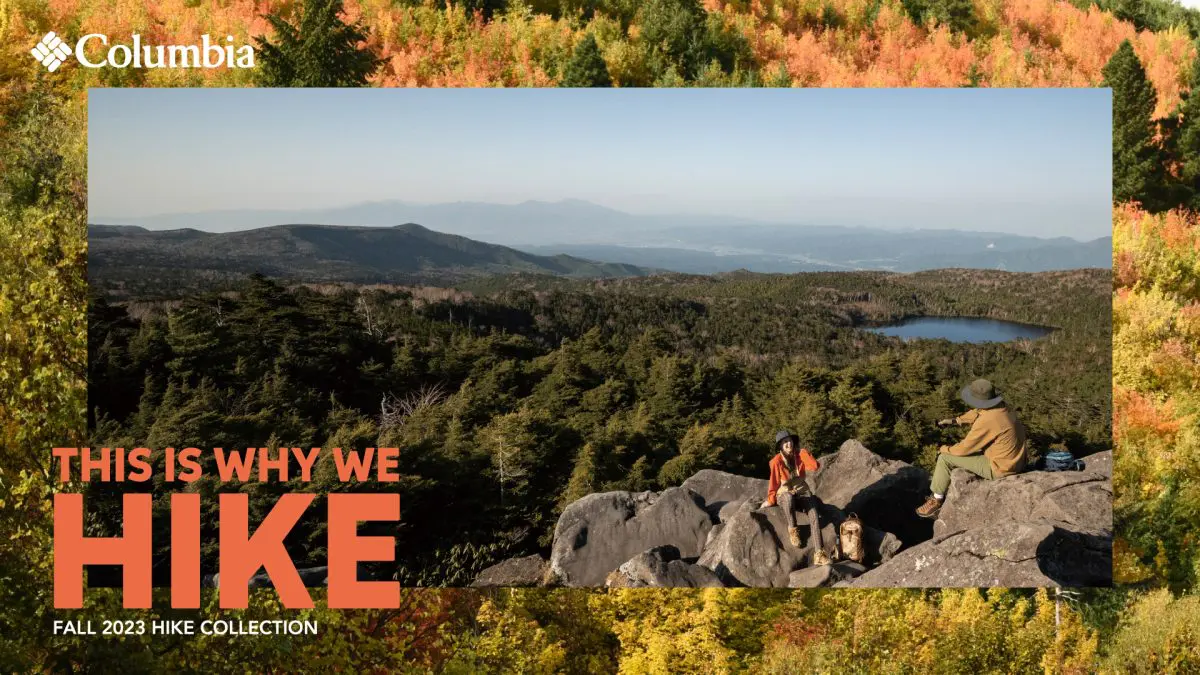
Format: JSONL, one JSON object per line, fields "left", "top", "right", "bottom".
{"left": 680, "top": 470, "right": 768, "bottom": 522}
{"left": 531, "top": 441, "right": 1113, "bottom": 588}
{"left": 471, "top": 554, "right": 548, "bottom": 587}
{"left": 813, "top": 439, "right": 933, "bottom": 547}
{"left": 697, "top": 499, "right": 900, "bottom": 587}
{"left": 548, "top": 487, "right": 712, "bottom": 587}
{"left": 605, "top": 546, "right": 725, "bottom": 588}
{"left": 848, "top": 520, "right": 1111, "bottom": 587}
{"left": 934, "top": 454, "right": 1113, "bottom": 538}
{"left": 840, "top": 449, "right": 1113, "bottom": 588}
{"left": 1079, "top": 450, "right": 1113, "bottom": 479}
{"left": 788, "top": 561, "right": 868, "bottom": 588}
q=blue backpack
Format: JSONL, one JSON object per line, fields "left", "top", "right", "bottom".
{"left": 1044, "top": 450, "right": 1083, "bottom": 472}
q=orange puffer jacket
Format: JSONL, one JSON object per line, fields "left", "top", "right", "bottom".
{"left": 766, "top": 449, "right": 818, "bottom": 506}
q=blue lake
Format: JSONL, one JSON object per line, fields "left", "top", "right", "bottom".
{"left": 866, "top": 317, "right": 1054, "bottom": 344}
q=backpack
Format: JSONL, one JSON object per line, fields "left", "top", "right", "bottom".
{"left": 838, "top": 513, "right": 865, "bottom": 564}
{"left": 1044, "top": 450, "right": 1083, "bottom": 472}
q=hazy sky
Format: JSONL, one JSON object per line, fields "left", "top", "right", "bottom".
{"left": 89, "top": 88, "right": 1112, "bottom": 239}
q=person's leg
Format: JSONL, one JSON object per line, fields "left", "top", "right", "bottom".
{"left": 778, "top": 489, "right": 802, "bottom": 548}
{"left": 931, "top": 453, "right": 993, "bottom": 496}
{"left": 941, "top": 453, "right": 994, "bottom": 486}
{"left": 930, "top": 453, "right": 953, "bottom": 497}
{"left": 778, "top": 489, "right": 799, "bottom": 529}
{"left": 920, "top": 452, "right": 994, "bottom": 518}
{"left": 800, "top": 493, "right": 824, "bottom": 553}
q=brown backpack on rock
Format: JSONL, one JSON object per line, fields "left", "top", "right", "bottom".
{"left": 839, "top": 513, "right": 865, "bottom": 564}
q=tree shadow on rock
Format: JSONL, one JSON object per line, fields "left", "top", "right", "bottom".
{"left": 1036, "top": 526, "right": 1112, "bottom": 587}
{"left": 840, "top": 466, "right": 934, "bottom": 550}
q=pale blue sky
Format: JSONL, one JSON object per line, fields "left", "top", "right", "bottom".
{"left": 89, "top": 88, "right": 1112, "bottom": 239}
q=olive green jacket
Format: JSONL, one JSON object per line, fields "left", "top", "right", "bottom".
{"left": 941, "top": 406, "right": 1028, "bottom": 477}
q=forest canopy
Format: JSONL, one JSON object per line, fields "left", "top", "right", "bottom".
{"left": 86, "top": 267, "right": 1111, "bottom": 585}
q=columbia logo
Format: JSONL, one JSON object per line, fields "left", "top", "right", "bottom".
{"left": 31, "top": 32, "right": 71, "bottom": 71}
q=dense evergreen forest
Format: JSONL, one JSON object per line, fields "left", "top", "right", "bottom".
{"left": 88, "top": 267, "right": 1110, "bottom": 584}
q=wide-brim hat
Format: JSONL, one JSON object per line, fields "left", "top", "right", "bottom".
{"left": 774, "top": 429, "right": 799, "bottom": 451}
{"left": 961, "top": 379, "right": 1004, "bottom": 409}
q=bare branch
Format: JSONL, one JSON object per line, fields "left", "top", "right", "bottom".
{"left": 380, "top": 383, "right": 446, "bottom": 429}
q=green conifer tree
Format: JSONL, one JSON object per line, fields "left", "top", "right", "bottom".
{"left": 1103, "top": 40, "right": 1167, "bottom": 210}
{"left": 255, "top": 0, "right": 382, "bottom": 87}
{"left": 1171, "top": 48, "right": 1200, "bottom": 210}
{"left": 560, "top": 34, "right": 612, "bottom": 87}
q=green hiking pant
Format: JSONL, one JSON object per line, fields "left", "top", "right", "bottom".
{"left": 931, "top": 452, "right": 993, "bottom": 496}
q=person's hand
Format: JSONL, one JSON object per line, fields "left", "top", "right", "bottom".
{"left": 760, "top": 499, "right": 771, "bottom": 509}
{"left": 937, "top": 418, "right": 955, "bottom": 428}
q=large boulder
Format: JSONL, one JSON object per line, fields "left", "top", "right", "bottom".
{"left": 812, "top": 440, "right": 933, "bottom": 548}
{"left": 848, "top": 520, "right": 1111, "bottom": 587}
{"left": 549, "top": 487, "right": 713, "bottom": 587}
{"left": 934, "top": 455, "right": 1113, "bottom": 538}
{"left": 471, "top": 555, "right": 548, "bottom": 588}
{"left": 847, "top": 450, "right": 1115, "bottom": 588}
{"left": 680, "top": 470, "right": 767, "bottom": 522}
{"left": 1078, "top": 450, "right": 1112, "bottom": 479}
{"left": 696, "top": 499, "right": 901, "bottom": 587}
{"left": 545, "top": 441, "right": 1110, "bottom": 588}
{"left": 605, "top": 546, "right": 725, "bottom": 588}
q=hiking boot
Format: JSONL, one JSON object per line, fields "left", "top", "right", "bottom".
{"left": 916, "top": 496, "right": 943, "bottom": 519}
{"left": 788, "top": 527, "right": 801, "bottom": 548}
{"left": 812, "top": 549, "right": 832, "bottom": 566}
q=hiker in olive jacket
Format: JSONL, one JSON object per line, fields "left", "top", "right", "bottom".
{"left": 916, "top": 379, "right": 1029, "bottom": 519}
{"left": 760, "top": 430, "right": 832, "bottom": 566}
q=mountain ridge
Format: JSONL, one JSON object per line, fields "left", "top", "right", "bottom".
{"left": 93, "top": 198, "right": 1103, "bottom": 243}
{"left": 87, "top": 222, "right": 657, "bottom": 295}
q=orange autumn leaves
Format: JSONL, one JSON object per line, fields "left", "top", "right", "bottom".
{"left": 712, "top": 0, "right": 1194, "bottom": 91}
{"left": 3, "top": 0, "right": 1195, "bottom": 92}
{"left": 363, "top": 0, "right": 1196, "bottom": 90}
{"left": 1113, "top": 204, "right": 1200, "bottom": 585}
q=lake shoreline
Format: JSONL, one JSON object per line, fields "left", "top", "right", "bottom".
{"left": 863, "top": 315, "right": 1058, "bottom": 344}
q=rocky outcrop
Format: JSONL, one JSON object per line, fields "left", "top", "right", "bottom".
{"left": 476, "top": 443, "right": 1113, "bottom": 589}
{"left": 933, "top": 451, "right": 1112, "bottom": 538}
{"left": 680, "top": 470, "right": 768, "bottom": 522}
{"left": 696, "top": 499, "right": 900, "bottom": 587}
{"left": 471, "top": 555, "right": 548, "bottom": 587}
{"left": 848, "top": 451, "right": 1113, "bottom": 588}
{"left": 812, "top": 440, "right": 934, "bottom": 547}
{"left": 548, "top": 487, "right": 713, "bottom": 587}
{"left": 846, "top": 520, "right": 1111, "bottom": 587}
{"left": 604, "top": 546, "right": 725, "bottom": 588}
{"left": 541, "top": 441, "right": 912, "bottom": 588}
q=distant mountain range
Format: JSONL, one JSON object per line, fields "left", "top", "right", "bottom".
{"left": 87, "top": 223, "right": 652, "bottom": 289}
{"left": 517, "top": 236, "right": 1113, "bottom": 274}
{"left": 92, "top": 199, "right": 1112, "bottom": 276}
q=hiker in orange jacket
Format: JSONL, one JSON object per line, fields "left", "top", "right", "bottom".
{"left": 760, "top": 430, "right": 831, "bottom": 566}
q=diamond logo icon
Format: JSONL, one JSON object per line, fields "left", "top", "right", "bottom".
{"left": 31, "top": 32, "right": 72, "bottom": 72}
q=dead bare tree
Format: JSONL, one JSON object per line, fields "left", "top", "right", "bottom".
{"left": 494, "top": 435, "right": 527, "bottom": 509}
{"left": 356, "top": 295, "right": 382, "bottom": 338}
{"left": 379, "top": 383, "right": 446, "bottom": 430}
